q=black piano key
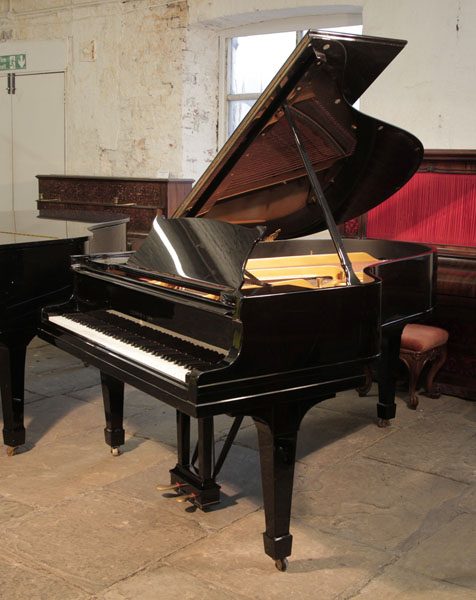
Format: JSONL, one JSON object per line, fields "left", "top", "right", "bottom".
{"left": 66, "top": 310, "right": 224, "bottom": 371}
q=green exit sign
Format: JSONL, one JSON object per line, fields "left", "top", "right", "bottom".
{"left": 0, "top": 54, "right": 27, "bottom": 71}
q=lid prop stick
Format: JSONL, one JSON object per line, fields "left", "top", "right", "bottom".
{"left": 283, "top": 103, "right": 361, "bottom": 286}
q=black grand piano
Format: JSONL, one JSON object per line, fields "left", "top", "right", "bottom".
{"left": 0, "top": 210, "right": 128, "bottom": 455}
{"left": 37, "top": 31, "right": 435, "bottom": 569}
{"left": 0, "top": 226, "right": 85, "bottom": 456}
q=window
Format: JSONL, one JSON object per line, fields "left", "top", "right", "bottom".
{"left": 225, "top": 25, "right": 363, "bottom": 139}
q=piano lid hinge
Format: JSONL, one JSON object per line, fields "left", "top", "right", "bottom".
{"left": 313, "top": 50, "right": 327, "bottom": 66}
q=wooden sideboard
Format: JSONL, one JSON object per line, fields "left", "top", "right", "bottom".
{"left": 341, "top": 150, "right": 476, "bottom": 400}
{"left": 36, "top": 175, "right": 193, "bottom": 250}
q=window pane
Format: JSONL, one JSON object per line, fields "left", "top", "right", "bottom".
{"left": 321, "top": 25, "right": 362, "bottom": 35}
{"left": 229, "top": 32, "right": 297, "bottom": 95}
{"left": 228, "top": 99, "right": 256, "bottom": 137}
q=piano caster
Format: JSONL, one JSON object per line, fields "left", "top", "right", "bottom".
{"left": 275, "top": 558, "right": 288, "bottom": 572}
{"left": 111, "top": 446, "right": 120, "bottom": 456}
{"left": 378, "top": 418, "right": 390, "bottom": 428}
{"left": 6, "top": 445, "right": 18, "bottom": 457}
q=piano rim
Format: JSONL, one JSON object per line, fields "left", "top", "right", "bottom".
{"left": 37, "top": 322, "right": 377, "bottom": 418}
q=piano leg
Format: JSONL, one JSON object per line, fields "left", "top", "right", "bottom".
{"left": 197, "top": 417, "right": 215, "bottom": 484}
{"left": 169, "top": 415, "right": 221, "bottom": 509}
{"left": 376, "top": 327, "right": 403, "bottom": 427}
{"left": 176, "top": 410, "right": 191, "bottom": 467}
{"left": 252, "top": 398, "right": 317, "bottom": 571}
{"left": 0, "top": 340, "right": 29, "bottom": 455}
{"left": 100, "top": 372, "right": 125, "bottom": 455}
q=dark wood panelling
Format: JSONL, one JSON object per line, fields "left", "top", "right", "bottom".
{"left": 37, "top": 175, "right": 193, "bottom": 249}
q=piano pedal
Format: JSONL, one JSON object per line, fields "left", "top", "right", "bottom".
{"left": 155, "top": 481, "right": 187, "bottom": 491}
{"left": 6, "top": 445, "right": 18, "bottom": 457}
{"left": 176, "top": 493, "right": 195, "bottom": 503}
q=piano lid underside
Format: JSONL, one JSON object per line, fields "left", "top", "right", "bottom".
{"left": 195, "top": 62, "right": 357, "bottom": 231}
{"left": 177, "top": 33, "right": 422, "bottom": 241}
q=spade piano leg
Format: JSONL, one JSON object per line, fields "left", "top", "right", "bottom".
{"left": 376, "top": 327, "right": 403, "bottom": 427}
{"left": 101, "top": 371, "right": 125, "bottom": 455}
{"left": 176, "top": 410, "right": 191, "bottom": 467}
{"left": 0, "top": 340, "right": 28, "bottom": 455}
{"left": 252, "top": 398, "right": 317, "bottom": 571}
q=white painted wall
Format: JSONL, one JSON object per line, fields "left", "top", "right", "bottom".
{"left": 0, "top": 41, "right": 66, "bottom": 211}
{"left": 0, "top": 0, "right": 474, "bottom": 186}
{"left": 361, "top": 0, "right": 476, "bottom": 150}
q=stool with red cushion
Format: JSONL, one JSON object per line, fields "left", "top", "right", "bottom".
{"left": 399, "top": 323, "right": 449, "bottom": 409}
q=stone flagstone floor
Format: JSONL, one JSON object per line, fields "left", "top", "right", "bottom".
{"left": 0, "top": 337, "right": 475, "bottom": 599}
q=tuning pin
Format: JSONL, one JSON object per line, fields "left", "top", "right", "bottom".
{"left": 155, "top": 482, "right": 186, "bottom": 491}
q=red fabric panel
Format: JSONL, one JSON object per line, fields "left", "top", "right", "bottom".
{"left": 366, "top": 173, "right": 476, "bottom": 247}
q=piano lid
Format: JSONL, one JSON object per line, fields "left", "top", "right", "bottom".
{"left": 126, "top": 216, "right": 265, "bottom": 294}
{"left": 174, "top": 30, "right": 423, "bottom": 239}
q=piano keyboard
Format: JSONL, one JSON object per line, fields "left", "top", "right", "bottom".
{"left": 48, "top": 310, "right": 226, "bottom": 383}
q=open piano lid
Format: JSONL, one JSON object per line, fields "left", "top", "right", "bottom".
{"left": 174, "top": 30, "right": 423, "bottom": 239}
{"left": 127, "top": 30, "right": 423, "bottom": 296}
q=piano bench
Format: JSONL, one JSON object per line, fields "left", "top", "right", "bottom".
{"left": 399, "top": 323, "right": 449, "bottom": 409}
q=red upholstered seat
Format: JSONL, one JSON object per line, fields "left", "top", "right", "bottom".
{"left": 400, "top": 323, "right": 449, "bottom": 352}
{"left": 399, "top": 324, "right": 449, "bottom": 408}
{"left": 358, "top": 324, "right": 449, "bottom": 410}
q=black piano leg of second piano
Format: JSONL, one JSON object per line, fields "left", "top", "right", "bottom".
{"left": 0, "top": 341, "right": 28, "bottom": 455}
{"left": 376, "top": 327, "right": 403, "bottom": 426}
{"left": 100, "top": 371, "right": 125, "bottom": 455}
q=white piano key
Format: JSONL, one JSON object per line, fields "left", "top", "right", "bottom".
{"left": 48, "top": 315, "right": 190, "bottom": 382}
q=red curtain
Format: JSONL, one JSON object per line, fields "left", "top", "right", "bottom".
{"left": 366, "top": 173, "right": 476, "bottom": 247}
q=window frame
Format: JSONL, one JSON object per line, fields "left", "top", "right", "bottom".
{"left": 218, "top": 14, "right": 363, "bottom": 148}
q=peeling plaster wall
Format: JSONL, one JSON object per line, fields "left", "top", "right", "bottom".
{"left": 361, "top": 0, "right": 476, "bottom": 150}
{"left": 181, "top": 26, "right": 219, "bottom": 177}
{"left": 188, "top": 0, "right": 362, "bottom": 28}
{"left": 0, "top": 0, "right": 475, "bottom": 186}
{"left": 0, "top": 0, "right": 218, "bottom": 181}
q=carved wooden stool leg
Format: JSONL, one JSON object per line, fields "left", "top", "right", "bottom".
{"left": 425, "top": 344, "right": 447, "bottom": 398}
{"left": 400, "top": 353, "right": 425, "bottom": 409}
{"left": 399, "top": 324, "right": 449, "bottom": 410}
{"left": 356, "top": 326, "right": 449, "bottom": 412}
{"left": 357, "top": 364, "right": 373, "bottom": 397}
